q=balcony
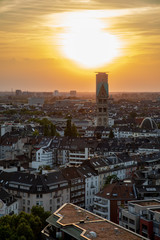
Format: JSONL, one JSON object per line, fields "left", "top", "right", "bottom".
{"left": 93, "top": 209, "right": 108, "bottom": 217}
{"left": 94, "top": 200, "right": 108, "bottom": 208}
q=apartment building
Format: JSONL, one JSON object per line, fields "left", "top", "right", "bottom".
{"left": 0, "top": 187, "right": 18, "bottom": 217}
{"left": 61, "top": 167, "right": 85, "bottom": 208}
{"left": 93, "top": 181, "right": 136, "bottom": 223}
{"left": 41, "top": 203, "right": 147, "bottom": 240}
{"left": 119, "top": 199, "right": 160, "bottom": 239}
{"left": 0, "top": 170, "right": 70, "bottom": 213}
{"left": 77, "top": 165, "right": 99, "bottom": 211}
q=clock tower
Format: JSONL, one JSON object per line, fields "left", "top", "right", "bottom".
{"left": 96, "top": 72, "right": 109, "bottom": 127}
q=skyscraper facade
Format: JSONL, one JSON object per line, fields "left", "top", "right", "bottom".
{"left": 96, "top": 72, "right": 109, "bottom": 127}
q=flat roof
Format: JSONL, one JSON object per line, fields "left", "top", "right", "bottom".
{"left": 47, "top": 203, "right": 147, "bottom": 240}
{"left": 150, "top": 208, "right": 160, "bottom": 213}
{"left": 133, "top": 200, "right": 160, "bottom": 207}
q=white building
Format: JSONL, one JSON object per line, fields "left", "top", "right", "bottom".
{"left": 0, "top": 188, "right": 19, "bottom": 217}
{"left": 78, "top": 165, "right": 99, "bottom": 211}
{"left": 0, "top": 171, "right": 70, "bottom": 214}
{"left": 32, "top": 147, "right": 53, "bottom": 170}
{"left": 31, "top": 139, "right": 53, "bottom": 170}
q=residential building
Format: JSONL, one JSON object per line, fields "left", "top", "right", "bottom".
{"left": 77, "top": 165, "right": 99, "bottom": 211}
{"left": 61, "top": 167, "right": 85, "bottom": 208}
{"left": 0, "top": 170, "right": 70, "bottom": 213}
{"left": 119, "top": 199, "right": 160, "bottom": 239}
{"left": 41, "top": 203, "right": 147, "bottom": 240}
{"left": 93, "top": 181, "right": 136, "bottom": 223}
{"left": 0, "top": 187, "right": 18, "bottom": 217}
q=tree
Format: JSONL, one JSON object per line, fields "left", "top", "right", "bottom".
{"left": 64, "top": 119, "right": 72, "bottom": 137}
{"left": 0, "top": 206, "right": 50, "bottom": 240}
{"left": 71, "top": 124, "right": 78, "bottom": 137}
{"left": 44, "top": 124, "right": 49, "bottom": 136}
{"left": 33, "top": 129, "right": 39, "bottom": 136}
{"left": 64, "top": 119, "right": 78, "bottom": 137}
{"left": 50, "top": 123, "right": 56, "bottom": 136}
{"left": 0, "top": 224, "right": 12, "bottom": 239}
{"left": 109, "top": 130, "right": 114, "bottom": 139}
{"left": 129, "top": 111, "right": 137, "bottom": 120}
{"left": 31, "top": 205, "right": 50, "bottom": 227}
{"left": 17, "top": 222, "right": 34, "bottom": 240}
{"left": 105, "top": 175, "right": 119, "bottom": 185}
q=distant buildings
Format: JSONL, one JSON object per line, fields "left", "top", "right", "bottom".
{"left": 96, "top": 72, "right": 109, "bottom": 127}
{"left": 53, "top": 90, "right": 60, "bottom": 97}
{"left": 28, "top": 97, "right": 44, "bottom": 106}
{"left": 70, "top": 90, "right": 77, "bottom": 97}
{"left": 15, "top": 89, "right": 22, "bottom": 96}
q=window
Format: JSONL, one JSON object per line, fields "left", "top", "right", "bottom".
{"left": 36, "top": 201, "right": 43, "bottom": 206}
{"left": 129, "top": 219, "right": 135, "bottom": 225}
{"left": 36, "top": 194, "right": 42, "bottom": 198}
{"left": 37, "top": 186, "right": 42, "bottom": 191}
{"left": 23, "top": 199, "right": 25, "bottom": 205}
{"left": 27, "top": 200, "right": 30, "bottom": 205}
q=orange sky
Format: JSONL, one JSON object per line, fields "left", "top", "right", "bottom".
{"left": 0, "top": 0, "right": 160, "bottom": 92}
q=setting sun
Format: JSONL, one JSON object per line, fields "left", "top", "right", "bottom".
{"left": 57, "top": 12, "right": 121, "bottom": 68}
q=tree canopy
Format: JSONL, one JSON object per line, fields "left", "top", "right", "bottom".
{"left": 0, "top": 206, "right": 50, "bottom": 240}
{"left": 64, "top": 119, "right": 78, "bottom": 137}
{"left": 109, "top": 129, "right": 114, "bottom": 139}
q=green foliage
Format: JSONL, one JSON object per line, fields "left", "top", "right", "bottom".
{"left": 31, "top": 206, "right": 50, "bottom": 227}
{"left": 17, "top": 222, "right": 34, "bottom": 240}
{"left": 32, "top": 129, "right": 39, "bottom": 136}
{"left": 129, "top": 111, "right": 137, "bottom": 119}
{"left": 64, "top": 119, "right": 72, "bottom": 137}
{"left": 105, "top": 175, "right": 119, "bottom": 185}
{"left": 64, "top": 119, "right": 78, "bottom": 137}
{"left": 43, "top": 124, "right": 49, "bottom": 136}
{"left": 71, "top": 124, "right": 78, "bottom": 137}
{"left": 28, "top": 117, "right": 58, "bottom": 136}
{"left": 109, "top": 129, "right": 114, "bottom": 139}
{"left": 0, "top": 206, "right": 50, "bottom": 240}
{"left": 50, "top": 123, "right": 56, "bottom": 136}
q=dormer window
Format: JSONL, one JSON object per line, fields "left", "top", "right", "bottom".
{"left": 37, "top": 186, "right": 42, "bottom": 191}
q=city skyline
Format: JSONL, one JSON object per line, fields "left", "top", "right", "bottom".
{"left": 0, "top": 0, "right": 160, "bottom": 92}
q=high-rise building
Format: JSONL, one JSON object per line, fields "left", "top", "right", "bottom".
{"left": 96, "top": 72, "right": 109, "bottom": 127}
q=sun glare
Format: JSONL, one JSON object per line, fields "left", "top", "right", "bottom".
{"left": 58, "top": 12, "right": 121, "bottom": 68}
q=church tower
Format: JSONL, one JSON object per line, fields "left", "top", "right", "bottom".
{"left": 96, "top": 72, "right": 109, "bottom": 127}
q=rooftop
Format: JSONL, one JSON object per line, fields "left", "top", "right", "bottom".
{"left": 46, "top": 203, "right": 147, "bottom": 240}
{"left": 132, "top": 200, "right": 160, "bottom": 207}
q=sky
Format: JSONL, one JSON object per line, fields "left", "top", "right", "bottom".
{"left": 0, "top": 0, "right": 160, "bottom": 92}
